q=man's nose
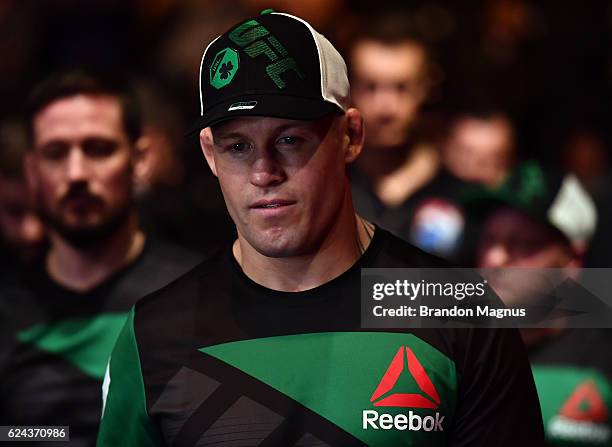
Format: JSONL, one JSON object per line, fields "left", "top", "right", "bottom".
{"left": 372, "top": 87, "right": 400, "bottom": 114}
{"left": 66, "top": 148, "right": 88, "bottom": 182}
{"left": 249, "top": 149, "right": 286, "bottom": 188}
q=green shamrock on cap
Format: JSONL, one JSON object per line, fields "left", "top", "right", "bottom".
{"left": 210, "top": 48, "right": 239, "bottom": 89}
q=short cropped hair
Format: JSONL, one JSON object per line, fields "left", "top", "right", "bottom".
{"left": 24, "top": 70, "right": 142, "bottom": 146}
{"left": 347, "top": 13, "right": 434, "bottom": 81}
{"left": 445, "top": 101, "right": 515, "bottom": 141}
{"left": 353, "top": 13, "right": 429, "bottom": 47}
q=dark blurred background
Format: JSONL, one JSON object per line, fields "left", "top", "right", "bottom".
{"left": 1, "top": 5, "right": 612, "bottom": 445}
{"left": 1, "top": 0, "right": 611, "bottom": 254}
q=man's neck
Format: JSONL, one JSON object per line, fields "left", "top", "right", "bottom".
{"left": 357, "top": 143, "right": 439, "bottom": 208}
{"left": 234, "top": 197, "right": 374, "bottom": 292}
{"left": 46, "top": 212, "right": 146, "bottom": 292}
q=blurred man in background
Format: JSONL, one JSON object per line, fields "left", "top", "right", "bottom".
{"left": 441, "top": 106, "right": 515, "bottom": 188}
{"left": 132, "top": 80, "right": 235, "bottom": 252}
{"left": 472, "top": 163, "right": 611, "bottom": 446}
{"left": 406, "top": 104, "right": 517, "bottom": 262}
{"left": 348, "top": 14, "right": 438, "bottom": 234}
{"left": 0, "top": 119, "right": 46, "bottom": 271}
{"left": 0, "top": 71, "right": 201, "bottom": 446}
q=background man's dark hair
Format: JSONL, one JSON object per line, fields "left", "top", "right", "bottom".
{"left": 0, "top": 119, "right": 28, "bottom": 180}
{"left": 444, "top": 99, "right": 517, "bottom": 148}
{"left": 356, "top": 13, "right": 428, "bottom": 45}
{"left": 449, "top": 99, "right": 513, "bottom": 124}
{"left": 347, "top": 12, "right": 434, "bottom": 72}
{"left": 24, "top": 69, "right": 142, "bottom": 145}
{"left": 346, "top": 12, "right": 440, "bottom": 108}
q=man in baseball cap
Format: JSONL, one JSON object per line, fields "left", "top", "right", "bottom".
{"left": 187, "top": 8, "right": 349, "bottom": 133}
{"left": 469, "top": 161, "right": 597, "bottom": 261}
{"left": 471, "top": 162, "right": 612, "bottom": 446}
{"left": 98, "top": 11, "right": 543, "bottom": 446}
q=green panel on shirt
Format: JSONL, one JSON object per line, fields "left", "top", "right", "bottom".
{"left": 532, "top": 365, "right": 612, "bottom": 446}
{"left": 201, "top": 331, "right": 457, "bottom": 446}
{"left": 17, "top": 313, "right": 129, "bottom": 379}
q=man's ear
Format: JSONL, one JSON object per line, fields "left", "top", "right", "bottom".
{"left": 200, "top": 127, "right": 218, "bottom": 177}
{"left": 132, "top": 135, "right": 153, "bottom": 187}
{"left": 343, "top": 108, "right": 364, "bottom": 164}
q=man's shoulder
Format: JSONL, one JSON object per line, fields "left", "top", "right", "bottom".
{"left": 133, "top": 244, "right": 228, "bottom": 320}
{"left": 0, "top": 264, "right": 52, "bottom": 324}
{"left": 128, "top": 246, "right": 231, "bottom": 371}
{"left": 136, "top": 238, "right": 205, "bottom": 278}
{"left": 110, "top": 238, "right": 208, "bottom": 303}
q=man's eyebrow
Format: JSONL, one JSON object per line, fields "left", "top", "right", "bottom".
{"left": 213, "top": 131, "right": 246, "bottom": 141}
{"left": 37, "top": 138, "right": 69, "bottom": 148}
{"left": 213, "top": 123, "right": 316, "bottom": 141}
{"left": 276, "top": 123, "right": 315, "bottom": 133}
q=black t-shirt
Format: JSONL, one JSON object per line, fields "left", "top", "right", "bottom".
{"left": 529, "top": 329, "right": 612, "bottom": 446}
{"left": 99, "top": 228, "right": 544, "bottom": 446}
{"left": 0, "top": 238, "right": 202, "bottom": 447}
{"left": 349, "top": 167, "right": 419, "bottom": 236}
{"left": 351, "top": 168, "right": 478, "bottom": 264}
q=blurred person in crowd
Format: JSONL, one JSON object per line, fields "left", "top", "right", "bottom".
{"left": 471, "top": 162, "right": 612, "bottom": 446}
{"left": 562, "top": 126, "right": 610, "bottom": 201}
{"left": 132, "top": 80, "right": 235, "bottom": 252}
{"left": 348, "top": 14, "right": 438, "bottom": 234}
{"left": 407, "top": 104, "right": 517, "bottom": 263}
{"left": 154, "top": 1, "right": 250, "bottom": 116}
{"left": 441, "top": 106, "right": 515, "bottom": 188}
{"left": 558, "top": 114, "right": 612, "bottom": 269}
{"left": 0, "top": 71, "right": 202, "bottom": 446}
{"left": 133, "top": 81, "right": 185, "bottom": 199}
{"left": 0, "top": 119, "right": 46, "bottom": 270}
{"left": 98, "top": 11, "right": 543, "bottom": 446}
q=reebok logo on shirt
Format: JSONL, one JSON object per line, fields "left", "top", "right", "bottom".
{"left": 363, "top": 346, "right": 445, "bottom": 432}
{"left": 548, "top": 380, "right": 610, "bottom": 444}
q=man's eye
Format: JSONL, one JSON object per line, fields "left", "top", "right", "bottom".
{"left": 82, "top": 138, "right": 118, "bottom": 158}
{"left": 229, "top": 142, "right": 252, "bottom": 153}
{"left": 39, "top": 142, "right": 69, "bottom": 161}
{"left": 277, "top": 136, "right": 300, "bottom": 146}
{"left": 358, "top": 81, "right": 376, "bottom": 93}
{"left": 396, "top": 82, "right": 412, "bottom": 93}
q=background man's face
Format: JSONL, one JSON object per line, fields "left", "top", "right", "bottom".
{"left": 206, "top": 116, "right": 350, "bottom": 257}
{"left": 443, "top": 116, "right": 514, "bottom": 188}
{"left": 351, "top": 40, "right": 428, "bottom": 150}
{"left": 477, "top": 207, "right": 574, "bottom": 307}
{"left": 0, "top": 176, "right": 45, "bottom": 262}
{"left": 29, "top": 95, "right": 135, "bottom": 243}
{"left": 477, "top": 207, "right": 572, "bottom": 268}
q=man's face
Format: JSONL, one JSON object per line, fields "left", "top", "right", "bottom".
{"left": 202, "top": 115, "right": 354, "bottom": 257}
{"left": 0, "top": 176, "right": 46, "bottom": 262}
{"left": 350, "top": 40, "right": 428, "bottom": 150}
{"left": 444, "top": 117, "right": 514, "bottom": 188}
{"left": 477, "top": 207, "right": 573, "bottom": 268}
{"left": 477, "top": 207, "right": 574, "bottom": 307}
{"left": 29, "top": 95, "right": 135, "bottom": 243}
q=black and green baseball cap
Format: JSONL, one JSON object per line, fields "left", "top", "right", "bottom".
{"left": 187, "top": 10, "right": 349, "bottom": 134}
{"left": 462, "top": 161, "right": 597, "bottom": 245}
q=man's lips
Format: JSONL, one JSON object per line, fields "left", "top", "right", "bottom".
{"left": 250, "top": 199, "right": 296, "bottom": 210}
{"left": 61, "top": 194, "right": 102, "bottom": 213}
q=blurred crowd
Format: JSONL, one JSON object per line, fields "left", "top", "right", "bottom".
{"left": 1, "top": 1, "right": 612, "bottom": 446}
